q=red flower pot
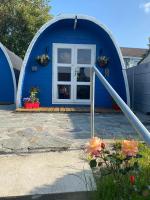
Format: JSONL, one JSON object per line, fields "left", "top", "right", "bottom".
{"left": 112, "top": 104, "right": 120, "bottom": 111}
{"left": 31, "top": 103, "right": 35, "bottom": 108}
{"left": 33, "top": 102, "right": 40, "bottom": 108}
{"left": 24, "top": 102, "right": 33, "bottom": 109}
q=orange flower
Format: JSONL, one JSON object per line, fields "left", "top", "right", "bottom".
{"left": 86, "top": 137, "right": 102, "bottom": 156}
{"left": 121, "top": 140, "right": 138, "bottom": 157}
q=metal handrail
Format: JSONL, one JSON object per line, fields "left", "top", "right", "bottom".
{"left": 90, "top": 65, "right": 150, "bottom": 145}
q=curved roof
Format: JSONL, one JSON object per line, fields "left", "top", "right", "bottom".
{"left": 121, "top": 47, "right": 148, "bottom": 58}
{"left": 0, "top": 42, "right": 18, "bottom": 103}
{"left": 17, "top": 14, "right": 130, "bottom": 107}
{"left": 5, "top": 47, "right": 22, "bottom": 72}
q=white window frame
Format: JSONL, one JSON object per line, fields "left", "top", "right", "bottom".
{"left": 52, "top": 43, "right": 96, "bottom": 104}
{"left": 123, "top": 56, "right": 142, "bottom": 68}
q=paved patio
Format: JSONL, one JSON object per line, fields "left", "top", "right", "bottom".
{"left": 0, "top": 105, "right": 150, "bottom": 153}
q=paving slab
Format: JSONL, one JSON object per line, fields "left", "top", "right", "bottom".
{"left": 0, "top": 150, "right": 96, "bottom": 198}
{"left": 0, "top": 105, "right": 150, "bottom": 153}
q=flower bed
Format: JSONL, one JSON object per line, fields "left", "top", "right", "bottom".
{"left": 85, "top": 138, "right": 150, "bottom": 200}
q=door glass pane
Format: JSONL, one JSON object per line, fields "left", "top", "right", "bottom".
{"left": 58, "top": 85, "right": 71, "bottom": 99}
{"left": 77, "top": 49, "right": 91, "bottom": 64}
{"left": 58, "top": 67, "right": 71, "bottom": 81}
{"left": 57, "top": 48, "right": 71, "bottom": 64}
{"left": 77, "top": 67, "right": 90, "bottom": 82}
{"left": 77, "top": 85, "right": 90, "bottom": 99}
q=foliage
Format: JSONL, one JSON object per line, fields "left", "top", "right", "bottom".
{"left": 0, "top": 0, "right": 52, "bottom": 58}
{"left": 138, "top": 37, "right": 150, "bottom": 64}
{"left": 85, "top": 138, "right": 150, "bottom": 200}
{"left": 30, "top": 87, "right": 40, "bottom": 103}
{"left": 23, "top": 87, "right": 40, "bottom": 103}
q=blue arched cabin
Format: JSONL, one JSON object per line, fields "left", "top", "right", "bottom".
{"left": 0, "top": 42, "right": 22, "bottom": 104}
{"left": 17, "top": 14, "right": 130, "bottom": 108}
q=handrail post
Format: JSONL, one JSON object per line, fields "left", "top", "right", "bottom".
{"left": 90, "top": 67, "right": 95, "bottom": 138}
{"left": 93, "top": 65, "right": 150, "bottom": 145}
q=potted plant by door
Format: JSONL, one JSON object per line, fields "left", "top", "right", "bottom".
{"left": 30, "top": 87, "right": 40, "bottom": 108}
{"left": 32, "top": 98, "right": 40, "bottom": 108}
{"left": 23, "top": 97, "right": 32, "bottom": 109}
{"left": 23, "top": 87, "right": 40, "bottom": 109}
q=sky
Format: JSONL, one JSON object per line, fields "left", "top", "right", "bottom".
{"left": 50, "top": 0, "right": 150, "bottom": 48}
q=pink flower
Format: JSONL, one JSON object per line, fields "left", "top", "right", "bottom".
{"left": 122, "top": 140, "right": 138, "bottom": 157}
{"left": 86, "top": 137, "right": 103, "bottom": 156}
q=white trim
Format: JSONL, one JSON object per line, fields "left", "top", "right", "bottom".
{"left": 52, "top": 43, "right": 95, "bottom": 104}
{"left": 123, "top": 56, "right": 142, "bottom": 59}
{"left": 73, "top": 44, "right": 96, "bottom": 104}
{"left": 123, "top": 56, "right": 142, "bottom": 69}
{"left": 0, "top": 42, "right": 16, "bottom": 104}
{"left": 52, "top": 101, "right": 90, "bottom": 105}
{"left": 52, "top": 43, "right": 74, "bottom": 104}
{"left": 17, "top": 14, "right": 130, "bottom": 107}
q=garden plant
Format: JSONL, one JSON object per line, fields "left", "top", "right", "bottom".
{"left": 85, "top": 137, "right": 150, "bottom": 200}
{"left": 23, "top": 87, "right": 40, "bottom": 109}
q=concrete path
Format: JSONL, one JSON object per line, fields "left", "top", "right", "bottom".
{"left": 0, "top": 105, "right": 150, "bottom": 153}
{"left": 0, "top": 150, "right": 95, "bottom": 198}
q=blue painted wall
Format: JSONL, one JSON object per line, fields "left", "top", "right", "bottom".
{"left": 0, "top": 48, "right": 15, "bottom": 104}
{"left": 21, "top": 19, "right": 127, "bottom": 107}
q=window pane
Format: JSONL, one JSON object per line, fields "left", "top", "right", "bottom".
{"left": 57, "top": 48, "right": 71, "bottom": 64}
{"left": 58, "top": 67, "right": 71, "bottom": 81}
{"left": 124, "top": 58, "right": 130, "bottom": 68}
{"left": 58, "top": 85, "right": 71, "bottom": 99}
{"left": 77, "top": 85, "right": 90, "bottom": 99}
{"left": 77, "top": 67, "right": 90, "bottom": 82}
{"left": 77, "top": 49, "right": 91, "bottom": 64}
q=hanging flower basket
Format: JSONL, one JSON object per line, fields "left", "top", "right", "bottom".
{"left": 97, "top": 56, "right": 109, "bottom": 67}
{"left": 36, "top": 54, "right": 50, "bottom": 66}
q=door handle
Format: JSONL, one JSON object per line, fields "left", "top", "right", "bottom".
{"left": 75, "top": 70, "right": 77, "bottom": 76}
{"left": 74, "top": 68, "right": 79, "bottom": 76}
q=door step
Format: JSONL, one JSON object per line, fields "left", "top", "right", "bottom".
{"left": 16, "top": 106, "right": 121, "bottom": 113}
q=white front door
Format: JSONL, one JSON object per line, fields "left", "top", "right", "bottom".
{"left": 52, "top": 43, "right": 96, "bottom": 104}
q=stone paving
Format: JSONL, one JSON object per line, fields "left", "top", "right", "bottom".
{"left": 0, "top": 105, "right": 150, "bottom": 153}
